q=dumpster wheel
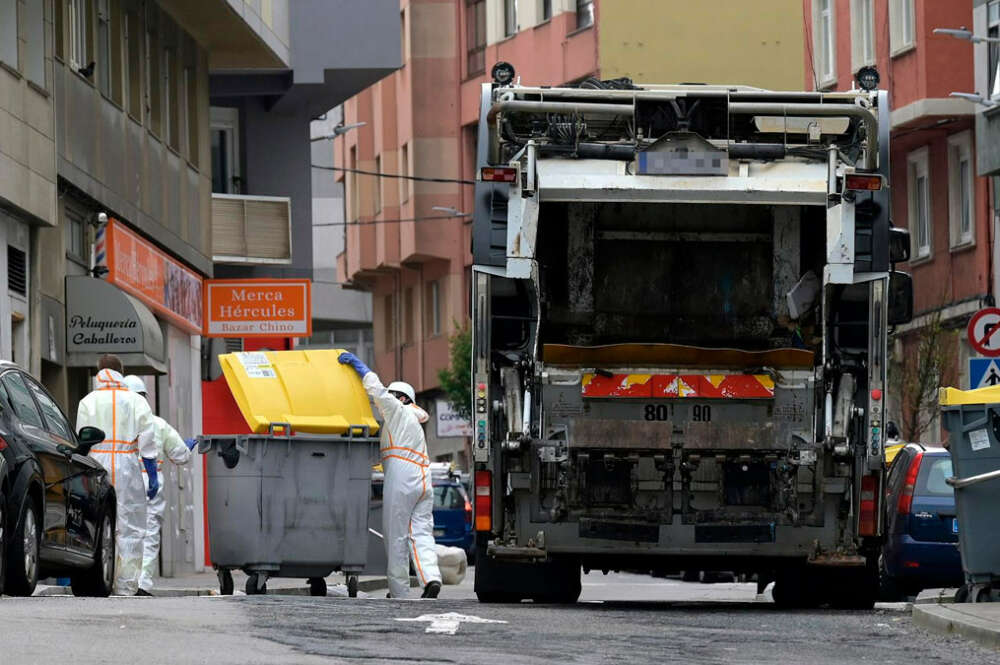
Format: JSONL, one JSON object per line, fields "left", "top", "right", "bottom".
{"left": 246, "top": 573, "right": 268, "bottom": 595}
{"left": 309, "top": 577, "right": 327, "bottom": 597}
{"left": 218, "top": 569, "right": 234, "bottom": 596}
{"left": 347, "top": 575, "right": 359, "bottom": 598}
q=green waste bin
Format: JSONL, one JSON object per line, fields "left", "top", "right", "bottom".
{"left": 939, "top": 386, "right": 1000, "bottom": 602}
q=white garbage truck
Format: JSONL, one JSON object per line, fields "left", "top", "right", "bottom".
{"left": 469, "top": 67, "right": 913, "bottom": 608}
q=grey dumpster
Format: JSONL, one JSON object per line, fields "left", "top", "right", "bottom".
{"left": 199, "top": 424, "right": 379, "bottom": 597}
{"left": 940, "top": 388, "right": 1000, "bottom": 602}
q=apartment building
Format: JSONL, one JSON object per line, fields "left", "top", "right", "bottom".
{"left": 335, "top": 0, "right": 806, "bottom": 468}
{"left": 805, "top": 0, "right": 989, "bottom": 438}
{"left": 971, "top": 1, "right": 1000, "bottom": 298}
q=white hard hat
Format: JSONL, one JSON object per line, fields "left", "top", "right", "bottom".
{"left": 387, "top": 381, "right": 416, "bottom": 403}
{"left": 123, "top": 375, "right": 147, "bottom": 395}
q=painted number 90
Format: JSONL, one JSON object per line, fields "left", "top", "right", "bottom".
{"left": 692, "top": 404, "right": 712, "bottom": 422}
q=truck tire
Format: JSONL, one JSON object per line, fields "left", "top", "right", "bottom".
{"left": 475, "top": 551, "right": 581, "bottom": 605}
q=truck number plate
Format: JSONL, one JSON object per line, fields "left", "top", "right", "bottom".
{"left": 643, "top": 404, "right": 712, "bottom": 422}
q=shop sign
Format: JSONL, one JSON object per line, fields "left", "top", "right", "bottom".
{"left": 436, "top": 399, "right": 473, "bottom": 438}
{"left": 100, "top": 219, "right": 204, "bottom": 334}
{"left": 203, "top": 279, "right": 312, "bottom": 337}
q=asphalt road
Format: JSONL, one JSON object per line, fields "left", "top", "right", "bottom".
{"left": 1, "top": 573, "right": 996, "bottom": 665}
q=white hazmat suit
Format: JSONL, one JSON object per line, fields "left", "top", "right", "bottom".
{"left": 76, "top": 368, "right": 157, "bottom": 596}
{"left": 123, "top": 376, "right": 194, "bottom": 593}
{"left": 362, "top": 372, "right": 441, "bottom": 598}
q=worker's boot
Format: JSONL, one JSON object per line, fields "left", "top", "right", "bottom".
{"left": 421, "top": 581, "right": 441, "bottom": 599}
{"left": 135, "top": 589, "right": 153, "bottom": 597}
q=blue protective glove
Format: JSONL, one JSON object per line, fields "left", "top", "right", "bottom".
{"left": 338, "top": 351, "right": 371, "bottom": 378}
{"left": 184, "top": 437, "right": 197, "bottom": 451}
{"left": 143, "top": 457, "right": 159, "bottom": 500}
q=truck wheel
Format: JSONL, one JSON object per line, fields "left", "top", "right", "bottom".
{"left": 772, "top": 569, "right": 817, "bottom": 609}
{"left": 218, "top": 569, "right": 234, "bottom": 595}
{"left": 877, "top": 556, "right": 902, "bottom": 602}
{"left": 309, "top": 577, "right": 327, "bottom": 597}
{"left": 477, "top": 592, "right": 523, "bottom": 603}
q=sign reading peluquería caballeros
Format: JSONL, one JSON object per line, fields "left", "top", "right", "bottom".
{"left": 67, "top": 315, "right": 139, "bottom": 345}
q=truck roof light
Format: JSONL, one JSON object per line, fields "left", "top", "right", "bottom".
{"left": 845, "top": 173, "right": 883, "bottom": 191}
{"left": 481, "top": 166, "right": 517, "bottom": 183}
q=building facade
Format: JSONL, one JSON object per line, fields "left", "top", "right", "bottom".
{"left": 335, "top": 0, "right": 807, "bottom": 468}
{"left": 971, "top": 0, "right": 1000, "bottom": 300}
{"left": 804, "top": 0, "right": 991, "bottom": 440}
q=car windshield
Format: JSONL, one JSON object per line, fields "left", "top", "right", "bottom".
{"left": 917, "top": 456, "right": 954, "bottom": 497}
{"left": 434, "top": 483, "right": 465, "bottom": 510}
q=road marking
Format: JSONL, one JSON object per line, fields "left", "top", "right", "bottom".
{"left": 395, "top": 612, "right": 508, "bottom": 635}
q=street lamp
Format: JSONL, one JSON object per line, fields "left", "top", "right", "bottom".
{"left": 949, "top": 92, "right": 999, "bottom": 108}
{"left": 933, "top": 27, "right": 1000, "bottom": 44}
{"left": 431, "top": 205, "right": 472, "bottom": 217}
{"left": 310, "top": 121, "right": 367, "bottom": 141}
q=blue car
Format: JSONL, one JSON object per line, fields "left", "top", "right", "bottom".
{"left": 430, "top": 465, "right": 474, "bottom": 560}
{"left": 880, "top": 443, "right": 963, "bottom": 599}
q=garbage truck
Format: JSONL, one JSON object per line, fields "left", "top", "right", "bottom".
{"left": 469, "top": 68, "right": 914, "bottom": 608}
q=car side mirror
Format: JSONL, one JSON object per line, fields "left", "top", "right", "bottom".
{"left": 76, "top": 426, "right": 105, "bottom": 455}
{"left": 888, "top": 271, "right": 914, "bottom": 326}
{"left": 889, "top": 227, "right": 911, "bottom": 263}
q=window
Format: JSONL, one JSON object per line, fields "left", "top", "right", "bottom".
{"left": 24, "top": 0, "right": 45, "bottom": 86}
{"left": 400, "top": 9, "right": 407, "bottom": 66}
{"left": 145, "top": 20, "right": 161, "bottom": 135}
{"left": 55, "top": 0, "right": 64, "bottom": 60}
{"left": 165, "top": 48, "right": 181, "bottom": 151}
{"left": 889, "top": 0, "right": 915, "bottom": 55}
{"left": 907, "top": 147, "right": 931, "bottom": 259}
{"left": 576, "top": 0, "right": 594, "bottom": 29}
{"left": 399, "top": 143, "right": 410, "bottom": 203}
{"left": 426, "top": 280, "right": 441, "bottom": 336}
{"left": 97, "top": 0, "right": 111, "bottom": 96}
{"left": 348, "top": 145, "right": 359, "bottom": 220}
{"left": 65, "top": 209, "right": 86, "bottom": 261}
{"left": 383, "top": 294, "right": 394, "bottom": 350}
{"left": 851, "top": 0, "right": 875, "bottom": 68}
{"left": 124, "top": 10, "right": 142, "bottom": 118}
{"left": 185, "top": 64, "right": 199, "bottom": 165}
{"left": 210, "top": 107, "right": 240, "bottom": 193}
{"left": 948, "top": 132, "right": 975, "bottom": 248}
{"left": 504, "top": 0, "right": 517, "bottom": 36}
{"left": 374, "top": 155, "right": 382, "bottom": 214}
{"left": 816, "top": 0, "right": 836, "bottom": 86}
{"left": 990, "top": 1, "right": 1000, "bottom": 100}
{"left": 69, "top": 0, "right": 90, "bottom": 71}
{"left": 433, "top": 484, "right": 466, "bottom": 510}
{"left": 0, "top": 0, "right": 15, "bottom": 67}
{"left": 2, "top": 373, "right": 45, "bottom": 429}
{"left": 404, "top": 287, "right": 414, "bottom": 343}
{"left": 916, "top": 457, "right": 954, "bottom": 497}
{"left": 541, "top": 0, "right": 551, "bottom": 21}
{"left": 466, "top": 0, "right": 486, "bottom": 75}
{"left": 27, "top": 377, "right": 74, "bottom": 442}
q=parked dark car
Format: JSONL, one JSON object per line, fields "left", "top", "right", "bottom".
{"left": 430, "top": 465, "right": 474, "bottom": 560}
{"left": 0, "top": 362, "right": 115, "bottom": 596}
{"left": 880, "top": 443, "right": 963, "bottom": 599}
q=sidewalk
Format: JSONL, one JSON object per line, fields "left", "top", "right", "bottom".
{"left": 35, "top": 570, "right": 389, "bottom": 598}
{"left": 912, "top": 589, "right": 1000, "bottom": 651}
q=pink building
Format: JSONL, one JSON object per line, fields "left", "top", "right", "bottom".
{"left": 805, "top": 0, "right": 993, "bottom": 439}
{"left": 334, "top": 1, "right": 600, "bottom": 465}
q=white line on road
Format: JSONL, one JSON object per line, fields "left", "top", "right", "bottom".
{"left": 395, "top": 612, "right": 508, "bottom": 635}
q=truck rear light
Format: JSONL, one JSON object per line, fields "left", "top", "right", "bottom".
{"left": 858, "top": 473, "right": 879, "bottom": 536}
{"left": 844, "top": 173, "right": 883, "bottom": 191}
{"left": 903, "top": 561, "right": 920, "bottom": 569}
{"left": 474, "top": 470, "right": 492, "bottom": 532}
{"left": 898, "top": 452, "right": 924, "bottom": 514}
{"left": 481, "top": 166, "right": 517, "bottom": 183}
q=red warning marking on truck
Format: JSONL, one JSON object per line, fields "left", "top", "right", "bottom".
{"left": 582, "top": 374, "right": 774, "bottom": 399}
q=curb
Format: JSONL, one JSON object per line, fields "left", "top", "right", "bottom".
{"left": 914, "top": 588, "right": 957, "bottom": 605}
{"left": 32, "top": 577, "right": 390, "bottom": 598}
{"left": 912, "top": 604, "right": 1000, "bottom": 650}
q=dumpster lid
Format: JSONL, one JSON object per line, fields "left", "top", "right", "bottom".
{"left": 939, "top": 384, "right": 1000, "bottom": 406}
{"left": 219, "top": 349, "right": 380, "bottom": 434}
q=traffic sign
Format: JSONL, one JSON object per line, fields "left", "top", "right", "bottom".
{"left": 969, "top": 358, "right": 1000, "bottom": 389}
{"left": 968, "top": 307, "right": 1000, "bottom": 357}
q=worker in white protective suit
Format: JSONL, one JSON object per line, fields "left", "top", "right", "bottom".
{"left": 123, "top": 375, "right": 197, "bottom": 596}
{"left": 338, "top": 351, "right": 441, "bottom": 599}
{"left": 76, "top": 355, "right": 158, "bottom": 596}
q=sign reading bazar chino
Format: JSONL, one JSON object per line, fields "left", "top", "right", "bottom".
{"left": 203, "top": 279, "right": 312, "bottom": 338}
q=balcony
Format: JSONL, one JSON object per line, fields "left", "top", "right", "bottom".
{"left": 211, "top": 194, "right": 291, "bottom": 264}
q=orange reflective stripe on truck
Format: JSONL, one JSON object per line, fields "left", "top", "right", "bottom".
{"left": 581, "top": 373, "right": 775, "bottom": 399}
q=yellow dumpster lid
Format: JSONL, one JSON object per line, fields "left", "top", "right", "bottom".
{"left": 219, "top": 349, "right": 380, "bottom": 435}
{"left": 939, "top": 384, "right": 1000, "bottom": 406}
